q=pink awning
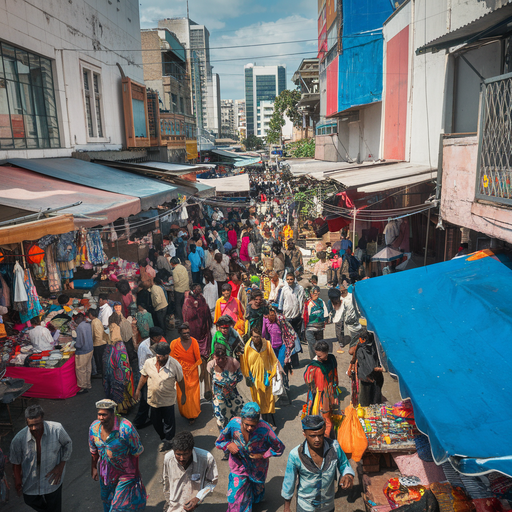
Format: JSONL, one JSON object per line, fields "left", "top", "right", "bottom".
{"left": 0, "top": 166, "right": 141, "bottom": 227}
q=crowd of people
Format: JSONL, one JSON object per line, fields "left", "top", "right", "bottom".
{"left": 8, "top": 198, "right": 386, "bottom": 512}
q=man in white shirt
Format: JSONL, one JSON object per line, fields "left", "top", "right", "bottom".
{"left": 28, "top": 316, "right": 54, "bottom": 351}
{"left": 279, "top": 273, "right": 305, "bottom": 335}
{"left": 133, "top": 327, "right": 166, "bottom": 429}
{"left": 97, "top": 294, "right": 113, "bottom": 329}
{"left": 202, "top": 270, "right": 218, "bottom": 320}
{"left": 163, "top": 431, "right": 218, "bottom": 512}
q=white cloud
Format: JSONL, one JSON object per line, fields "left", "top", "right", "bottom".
{"left": 210, "top": 15, "right": 317, "bottom": 99}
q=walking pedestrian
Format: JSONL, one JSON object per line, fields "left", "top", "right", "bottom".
{"left": 246, "top": 289, "right": 269, "bottom": 334}
{"left": 240, "top": 327, "right": 278, "bottom": 425}
{"left": 163, "top": 431, "right": 218, "bottom": 511}
{"left": 170, "top": 323, "right": 203, "bottom": 425}
{"left": 211, "top": 315, "right": 245, "bottom": 359}
{"left": 303, "top": 286, "right": 329, "bottom": 359}
{"left": 89, "top": 307, "right": 108, "bottom": 379}
{"left": 304, "top": 341, "right": 339, "bottom": 438}
{"left": 281, "top": 415, "right": 354, "bottom": 512}
{"left": 188, "top": 244, "right": 203, "bottom": 285}
{"left": 74, "top": 312, "right": 94, "bottom": 394}
{"left": 10, "top": 405, "right": 72, "bottom": 512}
{"left": 133, "top": 326, "right": 165, "bottom": 429}
{"left": 214, "top": 283, "right": 246, "bottom": 336}
{"left": 89, "top": 399, "right": 146, "bottom": 511}
{"left": 170, "top": 257, "right": 189, "bottom": 325}
{"left": 149, "top": 281, "right": 168, "bottom": 332}
{"left": 135, "top": 342, "right": 186, "bottom": 451}
{"left": 216, "top": 402, "right": 284, "bottom": 512}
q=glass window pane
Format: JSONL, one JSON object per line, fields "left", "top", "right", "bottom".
{"left": 29, "top": 54, "right": 42, "bottom": 87}
{"left": 0, "top": 81, "right": 12, "bottom": 136}
{"left": 95, "top": 96, "right": 103, "bottom": 137}
{"left": 14, "top": 138, "right": 26, "bottom": 148}
{"left": 40, "top": 58, "right": 53, "bottom": 89}
{"left": 32, "top": 86, "right": 46, "bottom": 116}
{"left": 44, "top": 89, "right": 57, "bottom": 117}
{"left": 83, "top": 69, "right": 90, "bottom": 91}
{"left": 38, "top": 137, "right": 49, "bottom": 148}
{"left": 26, "top": 138, "right": 38, "bottom": 148}
{"left": 2, "top": 46, "right": 17, "bottom": 81}
{"left": 16, "top": 50, "right": 30, "bottom": 84}
{"left": 50, "top": 137, "right": 60, "bottom": 148}
{"left": 47, "top": 116, "right": 59, "bottom": 138}
{"left": 20, "top": 83, "right": 34, "bottom": 115}
{"left": 0, "top": 138, "right": 14, "bottom": 149}
{"left": 0, "top": 79, "right": 9, "bottom": 114}
{"left": 23, "top": 114, "right": 37, "bottom": 138}
{"left": 0, "top": 46, "right": 4, "bottom": 79}
{"left": 84, "top": 94, "right": 93, "bottom": 137}
{"left": 93, "top": 73, "right": 100, "bottom": 94}
{"left": 35, "top": 115, "right": 48, "bottom": 140}
{"left": 6, "top": 81, "right": 22, "bottom": 115}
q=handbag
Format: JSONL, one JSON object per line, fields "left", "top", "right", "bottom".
{"left": 272, "top": 369, "right": 284, "bottom": 396}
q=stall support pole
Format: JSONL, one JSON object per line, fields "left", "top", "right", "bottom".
{"left": 352, "top": 207, "right": 357, "bottom": 249}
{"left": 424, "top": 208, "right": 431, "bottom": 266}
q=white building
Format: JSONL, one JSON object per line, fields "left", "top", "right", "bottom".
{"left": 206, "top": 73, "right": 221, "bottom": 137}
{"left": 0, "top": 0, "right": 144, "bottom": 158}
{"left": 235, "top": 99, "right": 246, "bottom": 138}
{"left": 244, "top": 63, "right": 286, "bottom": 138}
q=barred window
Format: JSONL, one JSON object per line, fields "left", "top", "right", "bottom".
{"left": 0, "top": 42, "right": 60, "bottom": 149}
{"left": 82, "top": 66, "right": 104, "bottom": 139}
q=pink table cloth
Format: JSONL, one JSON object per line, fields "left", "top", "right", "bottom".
{"left": 5, "top": 355, "right": 79, "bottom": 399}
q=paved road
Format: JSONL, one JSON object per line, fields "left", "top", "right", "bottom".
{"left": 1, "top": 321, "right": 401, "bottom": 512}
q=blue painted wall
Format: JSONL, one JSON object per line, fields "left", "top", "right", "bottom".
{"left": 337, "top": 0, "right": 393, "bottom": 113}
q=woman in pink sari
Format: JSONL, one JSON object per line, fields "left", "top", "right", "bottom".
{"left": 240, "top": 233, "right": 251, "bottom": 264}
{"left": 214, "top": 283, "right": 245, "bottom": 336}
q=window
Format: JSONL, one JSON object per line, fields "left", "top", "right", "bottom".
{"left": 82, "top": 66, "right": 104, "bottom": 139}
{"left": 0, "top": 42, "right": 60, "bottom": 149}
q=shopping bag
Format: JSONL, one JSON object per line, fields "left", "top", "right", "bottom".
{"left": 272, "top": 370, "right": 284, "bottom": 396}
{"left": 338, "top": 403, "right": 368, "bottom": 462}
{"left": 311, "top": 391, "right": 321, "bottom": 415}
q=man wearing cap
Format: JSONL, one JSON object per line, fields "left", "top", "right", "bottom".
{"left": 281, "top": 415, "right": 354, "bottom": 512}
{"left": 89, "top": 399, "right": 146, "bottom": 511}
{"left": 135, "top": 342, "right": 186, "bottom": 451}
{"left": 133, "top": 326, "right": 165, "bottom": 429}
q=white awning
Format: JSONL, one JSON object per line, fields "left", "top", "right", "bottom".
{"left": 287, "top": 159, "right": 354, "bottom": 179}
{"left": 197, "top": 173, "right": 250, "bottom": 193}
{"left": 326, "top": 162, "right": 436, "bottom": 191}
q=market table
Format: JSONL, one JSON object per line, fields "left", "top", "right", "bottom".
{"left": 5, "top": 355, "right": 80, "bottom": 399}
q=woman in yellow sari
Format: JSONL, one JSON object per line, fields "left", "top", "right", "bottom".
{"left": 170, "top": 322, "right": 203, "bottom": 424}
{"left": 240, "top": 326, "right": 278, "bottom": 425}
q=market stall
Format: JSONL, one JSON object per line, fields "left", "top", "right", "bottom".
{"left": 349, "top": 250, "right": 512, "bottom": 512}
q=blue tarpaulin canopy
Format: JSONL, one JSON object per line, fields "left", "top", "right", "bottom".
{"left": 7, "top": 158, "right": 177, "bottom": 211}
{"left": 354, "top": 252, "right": 512, "bottom": 477}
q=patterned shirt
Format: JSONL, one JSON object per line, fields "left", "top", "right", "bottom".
{"left": 9, "top": 421, "right": 73, "bottom": 495}
{"left": 89, "top": 416, "right": 143, "bottom": 485}
{"left": 281, "top": 439, "right": 354, "bottom": 512}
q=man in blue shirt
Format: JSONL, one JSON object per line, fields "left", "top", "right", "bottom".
{"left": 188, "top": 243, "right": 203, "bottom": 285}
{"left": 281, "top": 415, "right": 354, "bottom": 512}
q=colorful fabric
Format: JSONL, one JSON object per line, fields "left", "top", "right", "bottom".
{"left": 86, "top": 231, "right": 105, "bottom": 265}
{"left": 304, "top": 355, "right": 339, "bottom": 436}
{"left": 103, "top": 342, "right": 135, "bottom": 414}
{"left": 214, "top": 297, "right": 245, "bottom": 336}
{"left": 216, "top": 416, "right": 284, "bottom": 484}
{"left": 208, "top": 362, "right": 244, "bottom": 428}
{"left": 182, "top": 294, "right": 213, "bottom": 358}
{"left": 303, "top": 299, "right": 329, "bottom": 328}
{"left": 211, "top": 329, "right": 244, "bottom": 359}
{"left": 89, "top": 416, "right": 146, "bottom": 512}
{"left": 170, "top": 337, "right": 202, "bottom": 420}
{"left": 136, "top": 310, "right": 154, "bottom": 339}
{"left": 241, "top": 402, "right": 260, "bottom": 419}
{"left": 227, "top": 473, "right": 265, "bottom": 512}
{"left": 240, "top": 339, "right": 278, "bottom": 414}
{"left": 19, "top": 269, "right": 42, "bottom": 324}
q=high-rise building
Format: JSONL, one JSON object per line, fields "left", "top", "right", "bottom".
{"left": 235, "top": 100, "right": 246, "bottom": 139}
{"left": 221, "top": 99, "right": 236, "bottom": 136}
{"left": 158, "top": 18, "right": 221, "bottom": 134}
{"left": 244, "top": 64, "right": 286, "bottom": 138}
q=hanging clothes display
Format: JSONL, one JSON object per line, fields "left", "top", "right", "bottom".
{"left": 45, "top": 245, "right": 62, "bottom": 293}
{"left": 55, "top": 232, "right": 77, "bottom": 280}
{"left": 384, "top": 220, "right": 402, "bottom": 246}
{"left": 19, "top": 268, "right": 42, "bottom": 324}
{"left": 86, "top": 231, "right": 106, "bottom": 265}
{"left": 0, "top": 272, "right": 11, "bottom": 308}
{"left": 13, "top": 262, "right": 28, "bottom": 314}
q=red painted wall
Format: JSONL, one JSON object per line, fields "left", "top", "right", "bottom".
{"left": 383, "top": 26, "right": 409, "bottom": 160}
{"left": 326, "top": 57, "right": 338, "bottom": 117}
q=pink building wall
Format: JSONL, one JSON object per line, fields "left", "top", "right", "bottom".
{"left": 441, "top": 136, "right": 512, "bottom": 244}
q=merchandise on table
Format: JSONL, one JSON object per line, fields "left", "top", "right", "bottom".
{"left": 359, "top": 401, "right": 418, "bottom": 451}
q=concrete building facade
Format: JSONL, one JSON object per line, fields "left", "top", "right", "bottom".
{"left": 0, "top": 0, "right": 144, "bottom": 158}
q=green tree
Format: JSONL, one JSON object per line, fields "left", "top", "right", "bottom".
{"left": 242, "top": 134, "right": 264, "bottom": 150}
{"left": 266, "top": 89, "right": 302, "bottom": 144}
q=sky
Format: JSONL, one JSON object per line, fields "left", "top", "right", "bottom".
{"left": 139, "top": 0, "right": 318, "bottom": 100}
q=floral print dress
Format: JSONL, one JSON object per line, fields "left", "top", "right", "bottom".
{"left": 207, "top": 359, "right": 244, "bottom": 428}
